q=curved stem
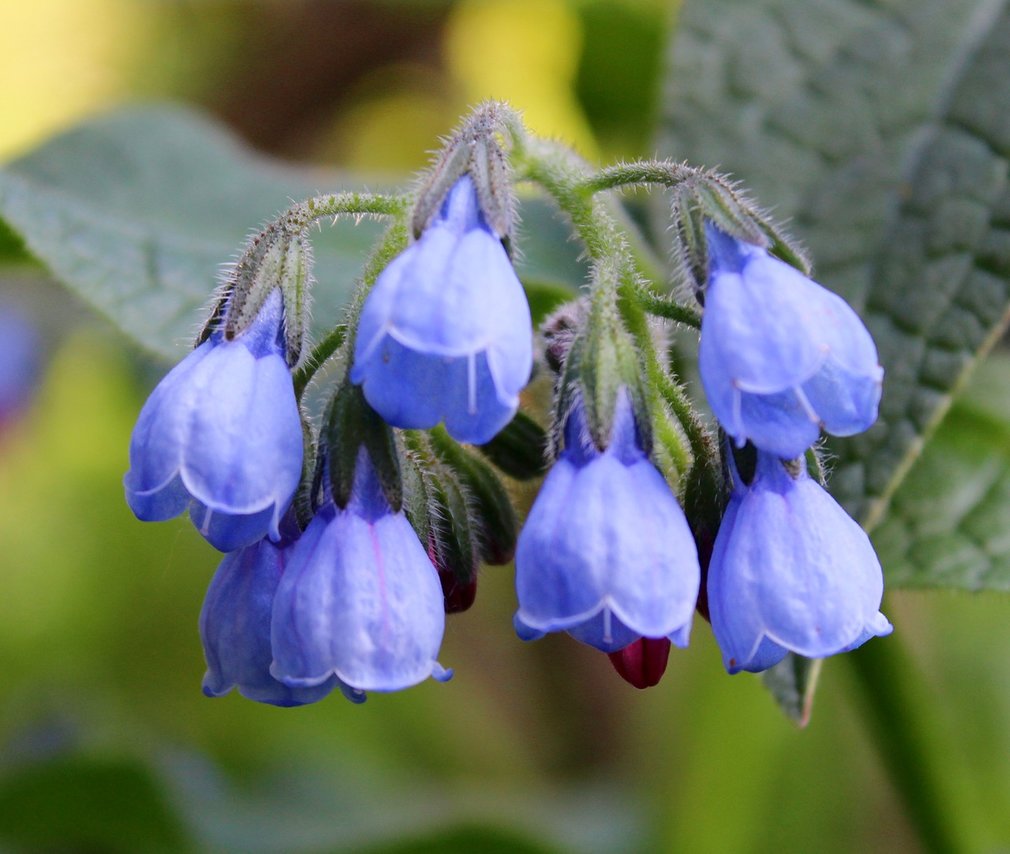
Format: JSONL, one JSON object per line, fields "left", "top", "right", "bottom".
{"left": 514, "top": 139, "right": 714, "bottom": 476}
{"left": 293, "top": 325, "right": 345, "bottom": 400}
{"left": 282, "top": 192, "right": 408, "bottom": 234}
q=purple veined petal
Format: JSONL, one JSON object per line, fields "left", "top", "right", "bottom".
{"left": 514, "top": 393, "right": 700, "bottom": 642}
{"left": 200, "top": 538, "right": 338, "bottom": 707}
{"left": 271, "top": 453, "right": 446, "bottom": 693}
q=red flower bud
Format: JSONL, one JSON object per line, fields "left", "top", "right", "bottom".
{"left": 608, "top": 636, "right": 671, "bottom": 689}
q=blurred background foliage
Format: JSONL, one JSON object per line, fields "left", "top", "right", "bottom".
{"left": 0, "top": 1, "right": 1008, "bottom": 852}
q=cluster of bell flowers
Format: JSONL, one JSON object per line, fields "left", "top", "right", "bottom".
{"left": 124, "top": 105, "right": 891, "bottom": 704}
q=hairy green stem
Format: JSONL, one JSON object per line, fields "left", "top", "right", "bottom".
{"left": 293, "top": 325, "right": 345, "bottom": 399}
{"left": 282, "top": 192, "right": 408, "bottom": 234}
{"left": 637, "top": 289, "right": 702, "bottom": 328}
{"left": 514, "top": 139, "right": 713, "bottom": 475}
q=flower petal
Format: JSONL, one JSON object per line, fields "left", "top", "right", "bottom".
{"left": 515, "top": 402, "right": 700, "bottom": 640}
{"left": 708, "top": 453, "right": 890, "bottom": 672}
{"left": 271, "top": 506, "right": 445, "bottom": 692}
{"left": 124, "top": 341, "right": 214, "bottom": 518}
{"left": 178, "top": 344, "right": 302, "bottom": 518}
{"left": 200, "top": 539, "right": 338, "bottom": 707}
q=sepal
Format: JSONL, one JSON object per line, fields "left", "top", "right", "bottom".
{"left": 402, "top": 431, "right": 482, "bottom": 610}
{"left": 557, "top": 289, "right": 650, "bottom": 456}
{"left": 430, "top": 425, "right": 519, "bottom": 566}
{"left": 324, "top": 383, "right": 402, "bottom": 512}
{"left": 200, "top": 226, "right": 313, "bottom": 367}
{"left": 412, "top": 104, "right": 515, "bottom": 242}
{"left": 476, "top": 411, "right": 549, "bottom": 481}
{"left": 667, "top": 172, "right": 810, "bottom": 299}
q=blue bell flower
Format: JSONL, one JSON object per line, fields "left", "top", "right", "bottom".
{"left": 270, "top": 449, "right": 450, "bottom": 692}
{"left": 124, "top": 289, "right": 303, "bottom": 552}
{"left": 200, "top": 532, "right": 363, "bottom": 707}
{"left": 708, "top": 450, "right": 892, "bottom": 674}
{"left": 699, "top": 224, "right": 883, "bottom": 459}
{"left": 351, "top": 175, "right": 532, "bottom": 444}
{"left": 514, "top": 391, "right": 700, "bottom": 653}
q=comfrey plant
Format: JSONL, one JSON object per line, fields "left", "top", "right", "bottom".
{"left": 125, "top": 102, "right": 889, "bottom": 710}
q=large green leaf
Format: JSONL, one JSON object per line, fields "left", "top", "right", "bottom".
{"left": 660, "top": 0, "right": 1010, "bottom": 534}
{"left": 0, "top": 105, "right": 584, "bottom": 362}
{"left": 873, "top": 353, "right": 1010, "bottom": 591}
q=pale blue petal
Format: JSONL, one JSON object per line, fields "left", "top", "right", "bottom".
{"left": 700, "top": 225, "right": 883, "bottom": 456}
{"left": 513, "top": 613, "right": 546, "bottom": 642}
{"left": 125, "top": 472, "right": 191, "bottom": 523}
{"left": 515, "top": 399, "right": 700, "bottom": 641}
{"left": 356, "top": 337, "right": 517, "bottom": 443}
{"left": 801, "top": 360, "right": 882, "bottom": 437}
{"left": 738, "top": 389, "right": 820, "bottom": 460}
{"left": 200, "top": 539, "right": 337, "bottom": 707}
{"left": 189, "top": 503, "right": 276, "bottom": 553}
{"left": 709, "top": 453, "right": 890, "bottom": 672}
{"left": 733, "top": 637, "right": 790, "bottom": 674}
{"left": 668, "top": 620, "right": 693, "bottom": 649}
{"left": 124, "top": 341, "right": 214, "bottom": 515}
{"left": 351, "top": 175, "right": 530, "bottom": 444}
{"left": 179, "top": 345, "right": 302, "bottom": 518}
{"left": 271, "top": 496, "right": 445, "bottom": 692}
{"left": 124, "top": 290, "right": 301, "bottom": 543}
{"left": 566, "top": 610, "right": 640, "bottom": 653}
{"left": 701, "top": 233, "right": 826, "bottom": 394}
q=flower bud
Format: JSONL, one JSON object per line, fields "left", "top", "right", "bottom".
{"left": 608, "top": 637, "right": 672, "bottom": 689}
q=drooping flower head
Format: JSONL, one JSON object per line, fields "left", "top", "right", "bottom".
{"left": 708, "top": 449, "right": 892, "bottom": 674}
{"left": 200, "top": 531, "right": 363, "bottom": 707}
{"left": 351, "top": 175, "right": 533, "bottom": 444}
{"left": 270, "top": 447, "right": 450, "bottom": 692}
{"left": 124, "top": 288, "right": 303, "bottom": 552}
{"left": 699, "top": 224, "right": 883, "bottom": 459}
{"left": 514, "top": 390, "right": 700, "bottom": 653}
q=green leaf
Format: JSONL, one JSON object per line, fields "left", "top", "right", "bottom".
{"left": 0, "top": 755, "right": 189, "bottom": 853}
{"left": 872, "top": 353, "right": 1010, "bottom": 591}
{"left": 0, "top": 105, "right": 582, "bottom": 363}
{"left": 760, "top": 653, "right": 822, "bottom": 727}
{"left": 660, "top": 1, "right": 1010, "bottom": 532}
